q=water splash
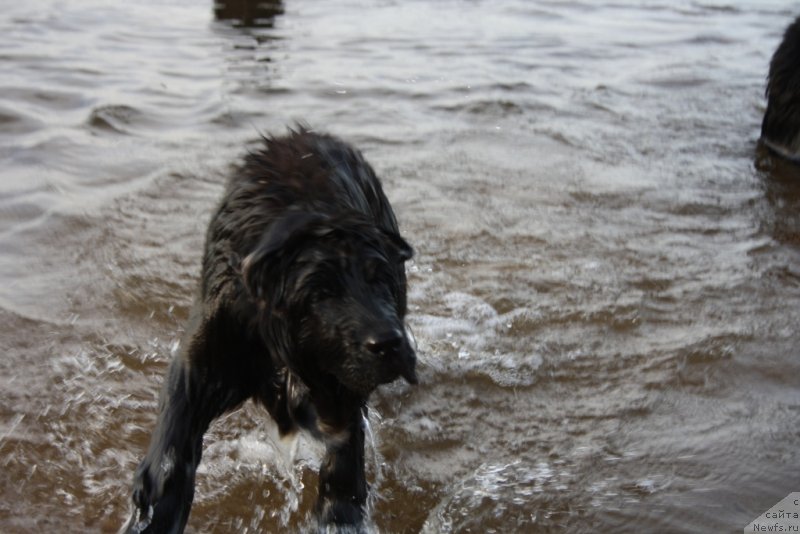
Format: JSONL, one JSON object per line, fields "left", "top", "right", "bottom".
{"left": 421, "top": 460, "right": 572, "bottom": 534}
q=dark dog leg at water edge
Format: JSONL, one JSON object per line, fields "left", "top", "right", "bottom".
{"left": 313, "top": 400, "right": 369, "bottom": 528}
{"left": 124, "top": 327, "right": 249, "bottom": 533}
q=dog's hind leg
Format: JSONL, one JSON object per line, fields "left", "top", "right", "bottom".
{"left": 315, "top": 410, "right": 368, "bottom": 532}
{"left": 124, "top": 352, "right": 245, "bottom": 534}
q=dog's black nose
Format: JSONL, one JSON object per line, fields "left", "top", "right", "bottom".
{"left": 364, "top": 329, "right": 404, "bottom": 355}
{"left": 364, "top": 328, "right": 417, "bottom": 385}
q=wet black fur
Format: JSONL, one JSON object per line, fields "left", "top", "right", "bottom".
{"left": 762, "top": 15, "right": 800, "bottom": 160}
{"left": 124, "top": 128, "right": 417, "bottom": 533}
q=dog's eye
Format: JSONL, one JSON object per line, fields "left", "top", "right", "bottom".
{"left": 364, "top": 259, "right": 379, "bottom": 282}
{"left": 364, "top": 258, "right": 391, "bottom": 285}
{"left": 313, "top": 285, "right": 338, "bottom": 302}
{"left": 301, "top": 265, "right": 341, "bottom": 302}
{"left": 316, "top": 290, "right": 332, "bottom": 301}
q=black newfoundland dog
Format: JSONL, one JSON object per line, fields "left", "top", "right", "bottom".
{"left": 124, "top": 128, "right": 417, "bottom": 533}
{"left": 762, "top": 15, "right": 800, "bottom": 161}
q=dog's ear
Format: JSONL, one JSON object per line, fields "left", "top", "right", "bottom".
{"left": 382, "top": 230, "right": 414, "bottom": 263}
{"left": 242, "top": 211, "right": 322, "bottom": 302}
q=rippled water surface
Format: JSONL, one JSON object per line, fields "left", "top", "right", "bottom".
{"left": 2, "top": 0, "right": 799, "bottom": 532}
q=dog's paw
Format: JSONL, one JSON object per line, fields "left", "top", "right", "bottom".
{"left": 316, "top": 497, "right": 367, "bottom": 534}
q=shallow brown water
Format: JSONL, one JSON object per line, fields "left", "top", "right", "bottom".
{"left": 1, "top": 0, "right": 799, "bottom": 532}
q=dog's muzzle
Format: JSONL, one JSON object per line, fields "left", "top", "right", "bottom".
{"left": 364, "top": 328, "right": 418, "bottom": 385}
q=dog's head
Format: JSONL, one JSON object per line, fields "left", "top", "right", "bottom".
{"left": 242, "top": 210, "right": 417, "bottom": 398}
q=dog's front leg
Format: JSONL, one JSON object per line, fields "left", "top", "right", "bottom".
{"left": 124, "top": 355, "right": 242, "bottom": 534}
{"left": 315, "top": 412, "right": 368, "bottom": 531}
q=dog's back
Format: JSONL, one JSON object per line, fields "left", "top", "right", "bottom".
{"left": 201, "top": 129, "right": 402, "bottom": 299}
{"left": 203, "top": 128, "right": 399, "bottom": 294}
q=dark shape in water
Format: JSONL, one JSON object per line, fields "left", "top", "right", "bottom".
{"left": 762, "top": 15, "right": 800, "bottom": 162}
{"left": 213, "top": 0, "right": 284, "bottom": 29}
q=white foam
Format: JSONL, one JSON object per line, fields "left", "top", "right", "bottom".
{"left": 421, "top": 460, "right": 572, "bottom": 533}
{"left": 409, "top": 290, "right": 543, "bottom": 386}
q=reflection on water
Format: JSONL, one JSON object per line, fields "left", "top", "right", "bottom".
{"left": 756, "top": 145, "right": 800, "bottom": 247}
{"left": 1, "top": 0, "right": 799, "bottom": 532}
